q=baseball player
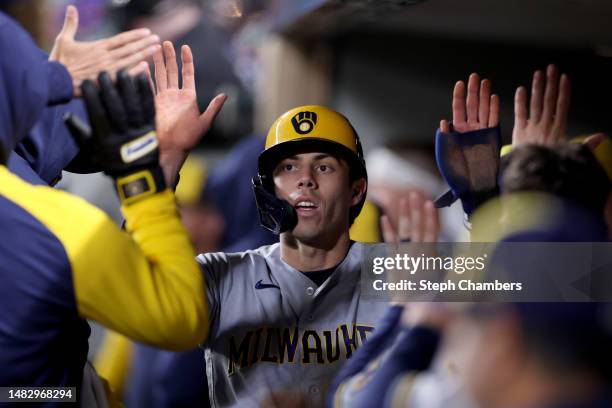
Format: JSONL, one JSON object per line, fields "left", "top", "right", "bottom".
{"left": 140, "top": 41, "right": 389, "bottom": 406}
{"left": 189, "top": 105, "right": 389, "bottom": 407}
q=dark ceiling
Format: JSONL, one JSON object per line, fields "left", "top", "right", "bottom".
{"left": 273, "top": 0, "right": 612, "bottom": 50}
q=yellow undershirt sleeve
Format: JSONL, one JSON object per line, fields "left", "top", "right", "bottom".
{"left": 94, "top": 331, "right": 133, "bottom": 397}
{"left": 0, "top": 167, "right": 208, "bottom": 350}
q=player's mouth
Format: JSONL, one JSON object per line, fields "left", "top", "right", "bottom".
{"left": 294, "top": 199, "right": 320, "bottom": 217}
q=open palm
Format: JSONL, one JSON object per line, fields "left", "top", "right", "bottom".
{"left": 155, "top": 86, "right": 201, "bottom": 153}
{"left": 440, "top": 73, "right": 499, "bottom": 134}
{"left": 151, "top": 41, "right": 226, "bottom": 182}
{"left": 50, "top": 5, "right": 159, "bottom": 96}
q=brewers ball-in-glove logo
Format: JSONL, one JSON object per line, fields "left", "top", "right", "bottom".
{"left": 291, "top": 111, "right": 317, "bottom": 134}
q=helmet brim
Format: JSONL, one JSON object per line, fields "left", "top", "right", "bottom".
{"left": 257, "top": 138, "right": 367, "bottom": 183}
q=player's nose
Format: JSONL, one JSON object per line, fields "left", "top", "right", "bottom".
{"left": 297, "top": 168, "right": 317, "bottom": 189}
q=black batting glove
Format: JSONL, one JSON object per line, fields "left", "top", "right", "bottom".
{"left": 67, "top": 70, "right": 166, "bottom": 205}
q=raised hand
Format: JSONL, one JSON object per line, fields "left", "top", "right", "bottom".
{"left": 436, "top": 73, "right": 502, "bottom": 215}
{"left": 440, "top": 73, "right": 500, "bottom": 133}
{"left": 381, "top": 191, "right": 440, "bottom": 244}
{"left": 149, "top": 41, "right": 227, "bottom": 184}
{"left": 381, "top": 192, "right": 440, "bottom": 303}
{"left": 49, "top": 5, "right": 160, "bottom": 96}
{"left": 512, "top": 64, "right": 570, "bottom": 146}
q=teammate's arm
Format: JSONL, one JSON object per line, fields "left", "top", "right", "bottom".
{"left": 66, "top": 71, "right": 211, "bottom": 349}
{"left": 434, "top": 73, "right": 501, "bottom": 216}
{"left": 329, "top": 197, "right": 444, "bottom": 407}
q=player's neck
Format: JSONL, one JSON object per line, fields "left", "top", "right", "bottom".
{"left": 280, "top": 232, "right": 351, "bottom": 272}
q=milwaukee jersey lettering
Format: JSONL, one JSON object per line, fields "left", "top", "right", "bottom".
{"left": 198, "top": 242, "right": 388, "bottom": 408}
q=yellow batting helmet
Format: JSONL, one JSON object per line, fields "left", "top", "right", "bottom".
{"left": 258, "top": 105, "right": 366, "bottom": 181}
{"left": 253, "top": 105, "right": 368, "bottom": 234}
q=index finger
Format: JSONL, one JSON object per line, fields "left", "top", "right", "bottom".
{"left": 163, "top": 41, "right": 179, "bottom": 89}
{"left": 409, "top": 191, "right": 425, "bottom": 243}
{"left": 181, "top": 45, "right": 196, "bottom": 90}
{"left": 103, "top": 28, "right": 152, "bottom": 50}
{"left": 381, "top": 214, "right": 398, "bottom": 245}
{"left": 397, "top": 197, "right": 412, "bottom": 241}
{"left": 554, "top": 73, "right": 571, "bottom": 131}
{"left": 152, "top": 44, "right": 167, "bottom": 92}
{"left": 422, "top": 200, "right": 439, "bottom": 243}
{"left": 452, "top": 81, "right": 467, "bottom": 126}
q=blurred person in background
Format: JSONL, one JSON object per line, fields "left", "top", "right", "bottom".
{"left": 110, "top": 0, "right": 262, "bottom": 142}
{"left": 443, "top": 303, "right": 612, "bottom": 408}
{"left": 174, "top": 156, "right": 225, "bottom": 254}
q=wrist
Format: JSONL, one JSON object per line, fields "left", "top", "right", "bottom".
{"left": 160, "top": 149, "right": 189, "bottom": 187}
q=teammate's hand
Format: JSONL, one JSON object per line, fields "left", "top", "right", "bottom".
{"left": 512, "top": 64, "right": 570, "bottom": 146}
{"left": 74, "top": 70, "right": 166, "bottom": 204}
{"left": 436, "top": 73, "right": 501, "bottom": 215}
{"left": 381, "top": 192, "right": 440, "bottom": 244}
{"left": 381, "top": 192, "right": 440, "bottom": 303}
{"left": 49, "top": 5, "right": 160, "bottom": 97}
{"left": 148, "top": 41, "right": 227, "bottom": 185}
{"left": 440, "top": 73, "right": 499, "bottom": 133}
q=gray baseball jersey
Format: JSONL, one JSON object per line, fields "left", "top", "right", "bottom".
{"left": 198, "top": 242, "right": 388, "bottom": 407}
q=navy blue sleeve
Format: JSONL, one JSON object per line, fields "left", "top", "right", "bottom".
{"left": 328, "top": 323, "right": 440, "bottom": 408}
{"left": 327, "top": 305, "right": 403, "bottom": 407}
{"left": 13, "top": 98, "right": 87, "bottom": 184}
{"left": 0, "top": 12, "right": 73, "bottom": 153}
{"left": 151, "top": 348, "right": 210, "bottom": 408}
{"left": 44, "top": 60, "right": 73, "bottom": 105}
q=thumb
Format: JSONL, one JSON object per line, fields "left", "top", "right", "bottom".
{"left": 59, "top": 5, "right": 79, "bottom": 39}
{"left": 583, "top": 132, "right": 607, "bottom": 151}
{"left": 198, "top": 93, "right": 227, "bottom": 130}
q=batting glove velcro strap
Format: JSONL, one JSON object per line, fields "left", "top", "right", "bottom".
{"left": 116, "top": 166, "right": 166, "bottom": 206}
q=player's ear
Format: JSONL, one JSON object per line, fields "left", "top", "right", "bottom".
{"left": 350, "top": 178, "right": 367, "bottom": 206}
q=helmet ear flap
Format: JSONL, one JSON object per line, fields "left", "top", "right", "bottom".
{"left": 252, "top": 175, "right": 297, "bottom": 235}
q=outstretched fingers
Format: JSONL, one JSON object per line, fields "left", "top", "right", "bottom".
{"left": 465, "top": 73, "right": 480, "bottom": 125}
{"left": 452, "top": 81, "right": 467, "bottom": 127}
{"left": 181, "top": 45, "right": 196, "bottom": 91}
{"left": 488, "top": 94, "right": 500, "bottom": 128}
{"left": 152, "top": 45, "right": 167, "bottom": 93}
{"left": 529, "top": 70, "right": 544, "bottom": 123}
{"left": 478, "top": 78, "right": 491, "bottom": 125}
{"left": 163, "top": 41, "right": 179, "bottom": 89}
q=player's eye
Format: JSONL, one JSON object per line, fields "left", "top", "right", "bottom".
{"left": 317, "top": 164, "right": 333, "bottom": 172}
{"left": 282, "top": 163, "right": 296, "bottom": 171}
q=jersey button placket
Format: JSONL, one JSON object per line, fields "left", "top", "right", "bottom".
{"left": 306, "top": 286, "right": 315, "bottom": 296}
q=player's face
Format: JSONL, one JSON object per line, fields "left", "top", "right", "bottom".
{"left": 273, "top": 152, "right": 362, "bottom": 243}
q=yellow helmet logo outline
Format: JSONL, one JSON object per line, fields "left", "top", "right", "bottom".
{"left": 291, "top": 111, "right": 318, "bottom": 134}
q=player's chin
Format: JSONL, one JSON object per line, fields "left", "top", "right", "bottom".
{"left": 292, "top": 223, "right": 324, "bottom": 243}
